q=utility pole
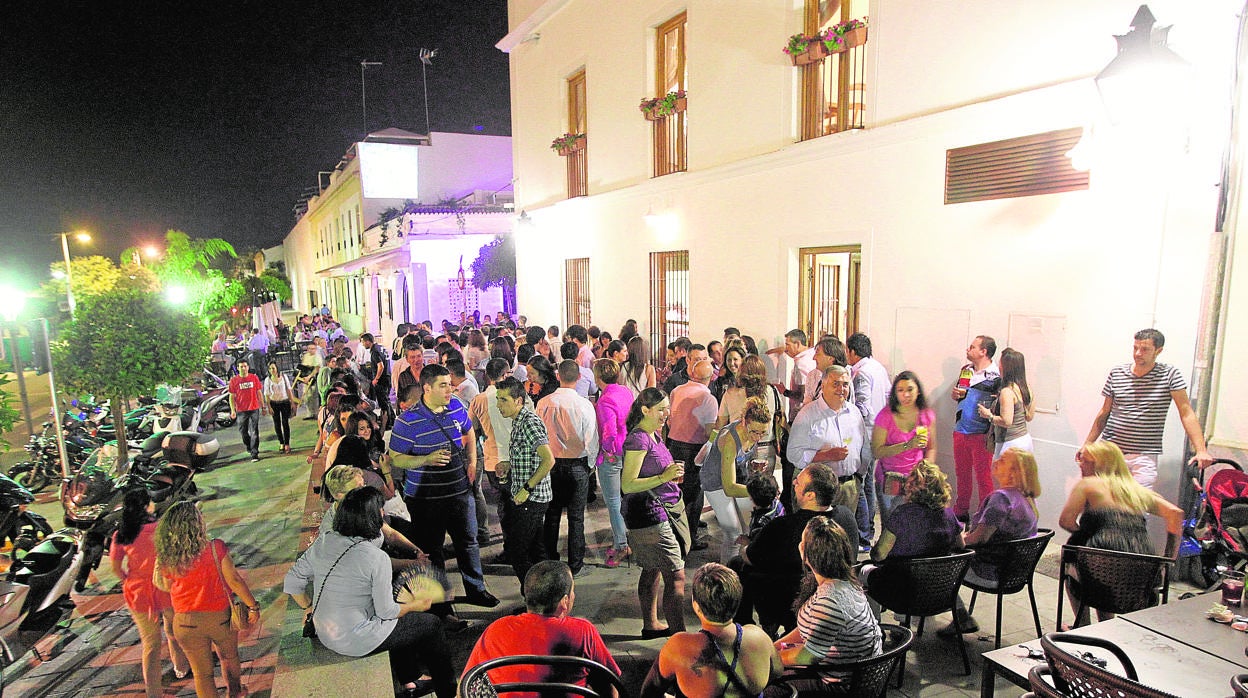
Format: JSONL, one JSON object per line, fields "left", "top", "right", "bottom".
{"left": 360, "top": 60, "right": 383, "bottom": 136}
{"left": 419, "top": 48, "right": 438, "bottom": 136}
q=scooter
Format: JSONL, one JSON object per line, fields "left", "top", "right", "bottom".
{"left": 61, "top": 431, "right": 219, "bottom": 591}
{"left": 0, "top": 474, "right": 52, "bottom": 553}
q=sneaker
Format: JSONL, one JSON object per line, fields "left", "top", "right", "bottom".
{"left": 571, "top": 566, "right": 592, "bottom": 578}
{"left": 463, "top": 589, "right": 500, "bottom": 608}
{"left": 250, "top": 456, "right": 260, "bottom": 462}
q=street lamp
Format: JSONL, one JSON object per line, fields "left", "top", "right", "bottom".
{"left": 1094, "top": 5, "right": 1192, "bottom": 125}
{"left": 58, "top": 230, "right": 91, "bottom": 318}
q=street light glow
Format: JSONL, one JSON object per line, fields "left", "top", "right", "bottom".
{"left": 165, "top": 285, "right": 188, "bottom": 305}
{"left": 73, "top": 231, "right": 91, "bottom": 243}
{"left": 143, "top": 245, "right": 160, "bottom": 258}
{"left": 0, "top": 286, "right": 25, "bottom": 322}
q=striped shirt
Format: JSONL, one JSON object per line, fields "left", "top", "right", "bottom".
{"left": 508, "top": 407, "right": 553, "bottom": 503}
{"left": 797, "top": 579, "right": 882, "bottom": 672}
{"left": 389, "top": 397, "right": 472, "bottom": 499}
{"left": 1101, "top": 362, "right": 1186, "bottom": 454}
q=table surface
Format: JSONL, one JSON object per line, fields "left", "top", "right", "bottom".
{"left": 982, "top": 617, "right": 1245, "bottom": 698}
{"left": 1120, "top": 591, "right": 1248, "bottom": 670}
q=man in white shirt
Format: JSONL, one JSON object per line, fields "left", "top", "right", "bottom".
{"left": 448, "top": 357, "right": 480, "bottom": 403}
{"left": 802, "top": 336, "right": 850, "bottom": 407}
{"left": 787, "top": 365, "right": 872, "bottom": 510}
{"left": 469, "top": 358, "right": 517, "bottom": 551}
{"left": 767, "top": 328, "right": 817, "bottom": 509}
{"left": 846, "top": 332, "right": 891, "bottom": 546}
{"left": 535, "top": 360, "right": 599, "bottom": 575}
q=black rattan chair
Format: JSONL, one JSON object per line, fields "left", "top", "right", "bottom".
{"left": 772, "top": 624, "right": 913, "bottom": 697}
{"left": 1055, "top": 545, "right": 1173, "bottom": 629}
{"left": 1027, "top": 665, "right": 1067, "bottom": 698}
{"left": 964, "top": 529, "right": 1055, "bottom": 648}
{"left": 459, "top": 655, "right": 626, "bottom": 698}
{"left": 1040, "top": 632, "right": 1179, "bottom": 698}
{"left": 1232, "top": 673, "right": 1248, "bottom": 698}
{"left": 865, "top": 550, "right": 975, "bottom": 680}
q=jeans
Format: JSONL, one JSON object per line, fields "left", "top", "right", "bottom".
{"left": 486, "top": 470, "right": 511, "bottom": 556}
{"left": 504, "top": 498, "right": 548, "bottom": 589}
{"left": 404, "top": 490, "right": 487, "bottom": 595}
{"left": 953, "top": 431, "right": 994, "bottom": 517}
{"left": 666, "top": 439, "right": 705, "bottom": 531}
{"left": 370, "top": 611, "right": 455, "bottom": 698}
{"left": 857, "top": 463, "right": 877, "bottom": 543}
{"left": 269, "top": 399, "right": 291, "bottom": 446}
{"left": 236, "top": 409, "right": 260, "bottom": 458}
{"left": 596, "top": 454, "right": 628, "bottom": 549}
{"left": 544, "top": 458, "right": 590, "bottom": 572}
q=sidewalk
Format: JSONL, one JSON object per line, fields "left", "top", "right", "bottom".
{"left": 0, "top": 404, "right": 1199, "bottom": 697}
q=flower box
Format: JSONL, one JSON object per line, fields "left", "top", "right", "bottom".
{"left": 550, "top": 133, "right": 586, "bottom": 156}
{"left": 640, "top": 91, "right": 687, "bottom": 121}
{"left": 791, "top": 40, "right": 829, "bottom": 66}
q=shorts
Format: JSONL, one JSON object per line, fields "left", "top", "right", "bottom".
{"left": 628, "top": 520, "right": 685, "bottom": 572}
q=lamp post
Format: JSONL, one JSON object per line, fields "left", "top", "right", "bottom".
{"left": 1094, "top": 5, "right": 1191, "bottom": 125}
{"left": 59, "top": 230, "right": 91, "bottom": 319}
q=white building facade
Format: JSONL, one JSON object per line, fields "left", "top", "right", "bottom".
{"left": 501, "top": 0, "right": 1248, "bottom": 534}
{"left": 283, "top": 129, "right": 514, "bottom": 341}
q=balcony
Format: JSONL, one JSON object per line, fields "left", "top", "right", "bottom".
{"left": 565, "top": 146, "right": 587, "bottom": 198}
{"left": 642, "top": 92, "right": 687, "bottom": 178}
{"left": 791, "top": 24, "right": 868, "bottom": 141}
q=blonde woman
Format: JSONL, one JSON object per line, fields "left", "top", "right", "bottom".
{"left": 1059, "top": 440, "right": 1182, "bottom": 626}
{"left": 154, "top": 502, "right": 259, "bottom": 698}
{"left": 942, "top": 448, "right": 1041, "bottom": 636}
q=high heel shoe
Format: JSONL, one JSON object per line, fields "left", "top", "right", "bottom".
{"left": 604, "top": 548, "right": 619, "bottom": 568}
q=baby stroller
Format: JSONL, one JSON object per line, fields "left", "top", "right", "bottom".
{"left": 1187, "top": 458, "right": 1248, "bottom": 588}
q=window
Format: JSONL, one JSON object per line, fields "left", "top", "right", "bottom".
{"left": 652, "top": 13, "right": 687, "bottom": 177}
{"left": 565, "top": 70, "right": 588, "bottom": 198}
{"left": 798, "top": 246, "right": 861, "bottom": 342}
{"left": 648, "top": 250, "right": 689, "bottom": 363}
{"left": 798, "top": 0, "right": 868, "bottom": 141}
{"left": 565, "top": 258, "right": 590, "bottom": 327}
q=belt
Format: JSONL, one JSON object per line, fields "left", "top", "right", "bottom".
{"left": 838, "top": 475, "right": 855, "bottom": 483}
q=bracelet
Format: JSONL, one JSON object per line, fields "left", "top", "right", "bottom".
{"left": 522, "top": 482, "right": 534, "bottom": 493}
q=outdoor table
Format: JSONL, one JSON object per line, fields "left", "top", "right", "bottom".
{"left": 979, "top": 617, "right": 1244, "bottom": 697}
{"left": 1120, "top": 591, "right": 1248, "bottom": 670}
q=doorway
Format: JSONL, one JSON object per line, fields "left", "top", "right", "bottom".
{"left": 798, "top": 245, "right": 861, "bottom": 342}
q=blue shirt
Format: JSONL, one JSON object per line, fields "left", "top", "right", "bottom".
{"left": 954, "top": 374, "right": 1000, "bottom": 435}
{"left": 390, "top": 397, "right": 472, "bottom": 499}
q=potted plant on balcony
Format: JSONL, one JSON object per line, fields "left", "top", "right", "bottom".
{"left": 550, "top": 132, "right": 586, "bottom": 156}
{"left": 783, "top": 32, "right": 828, "bottom": 66}
{"left": 820, "top": 18, "right": 868, "bottom": 53}
{"left": 639, "top": 90, "right": 687, "bottom": 121}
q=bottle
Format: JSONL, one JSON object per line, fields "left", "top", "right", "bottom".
{"left": 957, "top": 366, "right": 973, "bottom": 391}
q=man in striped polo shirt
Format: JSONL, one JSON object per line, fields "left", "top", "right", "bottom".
{"left": 390, "top": 364, "right": 500, "bottom": 608}
{"left": 1080, "top": 328, "right": 1213, "bottom": 488}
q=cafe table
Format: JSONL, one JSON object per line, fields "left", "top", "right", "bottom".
{"left": 979, "top": 615, "right": 1245, "bottom": 697}
{"left": 1119, "top": 591, "right": 1248, "bottom": 670}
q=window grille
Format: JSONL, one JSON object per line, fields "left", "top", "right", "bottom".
{"left": 565, "top": 258, "right": 591, "bottom": 328}
{"left": 648, "top": 250, "right": 689, "bottom": 364}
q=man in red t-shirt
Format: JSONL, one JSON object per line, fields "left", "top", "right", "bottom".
{"left": 228, "top": 360, "right": 266, "bottom": 462}
{"left": 464, "top": 561, "right": 619, "bottom": 697}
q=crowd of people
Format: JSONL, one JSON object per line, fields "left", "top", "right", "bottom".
{"left": 136, "top": 309, "right": 1205, "bottom": 698}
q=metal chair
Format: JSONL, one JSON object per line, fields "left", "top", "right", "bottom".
{"left": 1040, "top": 632, "right": 1179, "bottom": 698}
{"left": 459, "top": 655, "right": 626, "bottom": 698}
{"left": 1028, "top": 665, "right": 1068, "bottom": 698}
{"left": 964, "top": 529, "right": 1055, "bottom": 648}
{"left": 1055, "top": 545, "right": 1173, "bottom": 629}
{"left": 864, "top": 550, "right": 976, "bottom": 680}
{"left": 771, "top": 624, "right": 913, "bottom": 697}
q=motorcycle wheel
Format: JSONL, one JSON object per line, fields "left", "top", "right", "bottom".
{"left": 11, "top": 465, "right": 50, "bottom": 493}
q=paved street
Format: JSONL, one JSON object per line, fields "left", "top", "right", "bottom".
{"left": 0, "top": 401, "right": 1199, "bottom": 697}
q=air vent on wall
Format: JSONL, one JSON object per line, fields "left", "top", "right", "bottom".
{"left": 945, "top": 127, "right": 1089, "bottom": 204}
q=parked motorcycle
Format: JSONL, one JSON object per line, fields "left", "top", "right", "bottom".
{"left": 61, "top": 431, "right": 219, "bottom": 591}
{"left": 0, "top": 475, "right": 52, "bottom": 553}
{"left": 9, "top": 421, "right": 107, "bottom": 493}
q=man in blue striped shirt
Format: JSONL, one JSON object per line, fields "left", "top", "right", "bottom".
{"left": 390, "top": 364, "right": 500, "bottom": 608}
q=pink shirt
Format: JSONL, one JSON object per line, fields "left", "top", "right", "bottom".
{"left": 595, "top": 383, "right": 634, "bottom": 466}
{"left": 576, "top": 344, "right": 595, "bottom": 369}
{"left": 873, "top": 408, "right": 935, "bottom": 478}
{"left": 667, "top": 381, "right": 719, "bottom": 444}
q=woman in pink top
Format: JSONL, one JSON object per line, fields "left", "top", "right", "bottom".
{"left": 871, "top": 370, "right": 937, "bottom": 525}
{"left": 111, "top": 489, "right": 189, "bottom": 698}
{"left": 154, "top": 502, "right": 260, "bottom": 698}
{"left": 594, "top": 358, "right": 635, "bottom": 567}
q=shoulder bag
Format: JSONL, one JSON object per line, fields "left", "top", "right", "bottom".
{"left": 209, "top": 540, "right": 256, "bottom": 634}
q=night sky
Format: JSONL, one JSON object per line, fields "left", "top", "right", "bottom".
{"left": 0, "top": 0, "right": 511, "bottom": 291}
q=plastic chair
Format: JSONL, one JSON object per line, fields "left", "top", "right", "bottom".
{"left": 1233, "top": 673, "right": 1248, "bottom": 698}
{"left": 1055, "top": 545, "right": 1173, "bottom": 630}
{"left": 459, "top": 655, "right": 626, "bottom": 698}
{"left": 1028, "top": 665, "right": 1068, "bottom": 698}
{"left": 772, "top": 624, "right": 913, "bottom": 697}
{"left": 865, "top": 550, "right": 976, "bottom": 680}
{"left": 1040, "top": 632, "right": 1179, "bottom": 698}
{"left": 964, "top": 529, "right": 1055, "bottom": 648}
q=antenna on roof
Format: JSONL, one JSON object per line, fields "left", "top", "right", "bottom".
{"left": 360, "top": 60, "right": 383, "bottom": 136}
{"left": 418, "top": 48, "right": 438, "bottom": 137}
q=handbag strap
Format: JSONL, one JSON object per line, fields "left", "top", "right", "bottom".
{"left": 308, "top": 539, "right": 366, "bottom": 622}
{"left": 419, "top": 403, "right": 463, "bottom": 453}
{"left": 208, "top": 539, "right": 233, "bottom": 601}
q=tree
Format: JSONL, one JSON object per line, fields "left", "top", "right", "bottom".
{"left": 0, "top": 375, "right": 19, "bottom": 452}
{"left": 149, "top": 230, "right": 238, "bottom": 328}
{"left": 470, "top": 235, "right": 517, "bottom": 315}
{"left": 51, "top": 288, "right": 211, "bottom": 462}
{"left": 42, "top": 255, "right": 124, "bottom": 302}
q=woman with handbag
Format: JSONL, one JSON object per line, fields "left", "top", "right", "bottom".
{"left": 264, "top": 361, "right": 295, "bottom": 454}
{"left": 153, "top": 501, "right": 259, "bottom": 698}
{"left": 715, "top": 354, "right": 784, "bottom": 471}
{"left": 110, "top": 488, "right": 189, "bottom": 698}
{"left": 621, "top": 387, "right": 688, "bottom": 640}
{"left": 870, "top": 370, "right": 936, "bottom": 525}
{"left": 285, "top": 486, "right": 454, "bottom": 698}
